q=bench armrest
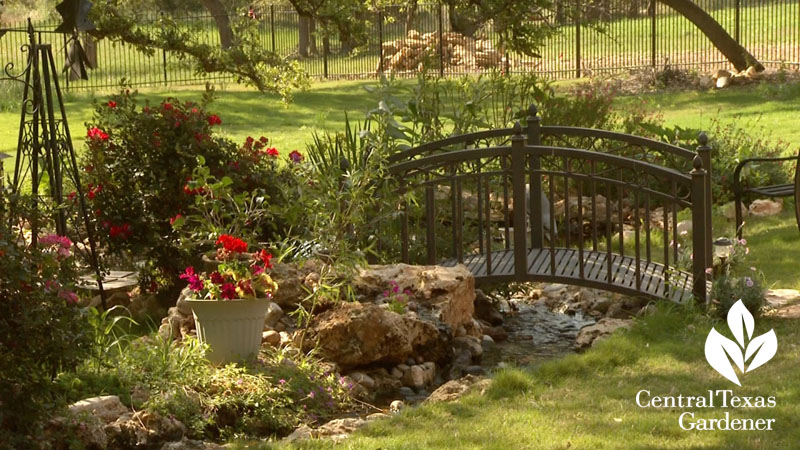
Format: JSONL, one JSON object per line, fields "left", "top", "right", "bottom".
{"left": 733, "top": 154, "right": 799, "bottom": 196}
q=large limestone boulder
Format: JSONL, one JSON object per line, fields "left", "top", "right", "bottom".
{"left": 354, "top": 264, "right": 475, "bottom": 330}
{"left": 68, "top": 395, "right": 129, "bottom": 424}
{"left": 749, "top": 199, "right": 782, "bottom": 217}
{"left": 302, "top": 302, "right": 451, "bottom": 369}
{"left": 574, "top": 318, "right": 632, "bottom": 350}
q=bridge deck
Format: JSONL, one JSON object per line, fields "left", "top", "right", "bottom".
{"left": 442, "top": 248, "right": 697, "bottom": 303}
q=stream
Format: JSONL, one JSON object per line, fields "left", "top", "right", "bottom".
{"left": 480, "top": 297, "right": 596, "bottom": 368}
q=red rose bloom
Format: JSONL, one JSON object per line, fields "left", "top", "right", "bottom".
{"left": 265, "top": 147, "right": 279, "bottom": 157}
{"left": 108, "top": 100, "right": 117, "bottom": 108}
{"left": 87, "top": 127, "right": 109, "bottom": 141}
{"left": 207, "top": 114, "right": 222, "bottom": 126}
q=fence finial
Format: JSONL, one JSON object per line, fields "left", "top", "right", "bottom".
{"left": 527, "top": 104, "right": 538, "bottom": 117}
{"left": 513, "top": 121, "right": 523, "bottom": 135}
{"left": 697, "top": 131, "right": 708, "bottom": 147}
{"left": 692, "top": 155, "right": 704, "bottom": 171}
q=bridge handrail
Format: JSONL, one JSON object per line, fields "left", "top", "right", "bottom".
{"left": 389, "top": 144, "right": 692, "bottom": 185}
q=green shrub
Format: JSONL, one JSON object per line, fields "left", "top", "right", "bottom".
{"left": 638, "top": 118, "right": 791, "bottom": 204}
{"left": 80, "top": 87, "right": 299, "bottom": 293}
{"left": 0, "top": 201, "right": 92, "bottom": 448}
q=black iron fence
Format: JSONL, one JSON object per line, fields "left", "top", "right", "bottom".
{"left": 1, "top": 0, "right": 798, "bottom": 91}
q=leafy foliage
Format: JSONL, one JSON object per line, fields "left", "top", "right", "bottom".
{"left": 0, "top": 198, "right": 92, "bottom": 448}
{"left": 57, "top": 334, "right": 351, "bottom": 440}
{"left": 80, "top": 87, "right": 298, "bottom": 293}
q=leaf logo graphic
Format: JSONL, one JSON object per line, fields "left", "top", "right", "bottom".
{"left": 704, "top": 300, "right": 777, "bottom": 385}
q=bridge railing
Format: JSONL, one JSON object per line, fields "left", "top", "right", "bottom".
{"left": 389, "top": 116, "right": 712, "bottom": 303}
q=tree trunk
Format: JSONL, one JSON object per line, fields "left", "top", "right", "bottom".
{"left": 309, "top": 17, "right": 318, "bottom": 55}
{"left": 299, "top": 14, "right": 310, "bottom": 57}
{"left": 405, "top": 0, "right": 418, "bottom": 36}
{"left": 199, "top": 0, "right": 234, "bottom": 49}
{"left": 447, "top": 3, "right": 481, "bottom": 38}
{"left": 660, "top": 0, "right": 763, "bottom": 71}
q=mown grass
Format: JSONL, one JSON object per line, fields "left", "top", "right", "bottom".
{"left": 229, "top": 304, "right": 800, "bottom": 449}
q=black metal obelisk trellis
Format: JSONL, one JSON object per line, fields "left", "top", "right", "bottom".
{"left": 3, "top": 20, "right": 107, "bottom": 308}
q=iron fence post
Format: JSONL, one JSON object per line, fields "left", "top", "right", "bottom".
{"left": 270, "top": 5, "right": 276, "bottom": 53}
{"left": 526, "top": 104, "right": 543, "bottom": 249}
{"left": 323, "top": 34, "right": 329, "bottom": 78}
{"left": 691, "top": 156, "right": 708, "bottom": 304}
{"left": 438, "top": 3, "right": 444, "bottom": 77}
{"left": 511, "top": 122, "right": 528, "bottom": 281}
{"left": 650, "top": 0, "right": 656, "bottom": 69}
{"left": 735, "top": 0, "right": 741, "bottom": 43}
{"left": 575, "top": 0, "right": 581, "bottom": 78}
{"left": 378, "top": 11, "right": 384, "bottom": 74}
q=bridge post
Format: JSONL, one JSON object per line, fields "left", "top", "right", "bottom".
{"left": 691, "top": 156, "right": 709, "bottom": 304}
{"left": 512, "top": 122, "right": 528, "bottom": 280}
{"left": 527, "top": 104, "right": 544, "bottom": 250}
{"left": 696, "top": 132, "right": 713, "bottom": 266}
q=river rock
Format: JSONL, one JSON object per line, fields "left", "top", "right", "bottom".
{"left": 264, "top": 302, "right": 283, "bottom": 328}
{"left": 574, "top": 318, "right": 632, "bottom": 350}
{"left": 262, "top": 330, "right": 280, "bottom": 346}
{"left": 105, "top": 410, "right": 186, "bottom": 449}
{"left": 302, "top": 302, "right": 451, "bottom": 369}
{"left": 160, "top": 439, "right": 225, "bottom": 450}
{"left": 749, "top": 199, "right": 782, "bottom": 216}
{"left": 403, "top": 365, "right": 426, "bottom": 387}
{"left": 425, "top": 375, "right": 492, "bottom": 403}
{"left": 474, "top": 289, "right": 503, "bottom": 325}
{"left": 389, "top": 400, "right": 406, "bottom": 413}
{"left": 354, "top": 264, "right": 476, "bottom": 330}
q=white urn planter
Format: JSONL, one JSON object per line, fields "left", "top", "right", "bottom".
{"left": 186, "top": 298, "right": 270, "bottom": 364}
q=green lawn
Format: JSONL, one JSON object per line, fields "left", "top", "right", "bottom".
{"left": 232, "top": 305, "right": 800, "bottom": 449}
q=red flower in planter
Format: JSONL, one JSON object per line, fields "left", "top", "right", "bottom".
{"left": 209, "top": 271, "right": 225, "bottom": 285}
{"left": 220, "top": 283, "right": 237, "bottom": 300}
{"left": 180, "top": 266, "right": 205, "bottom": 291}
{"left": 163, "top": 102, "right": 173, "bottom": 111}
{"left": 108, "top": 100, "right": 117, "bottom": 108}
{"left": 207, "top": 114, "right": 222, "bottom": 126}
{"left": 265, "top": 147, "right": 279, "bottom": 157}
{"left": 87, "top": 127, "right": 109, "bottom": 141}
{"left": 216, "top": 234, "right": 248, "bottom": 253}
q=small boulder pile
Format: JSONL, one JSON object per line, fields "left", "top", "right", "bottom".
{"left": 380, "top": 30, "right": 503, "bottom": 72}
{"left": 711, "top": 66, "right": 763, "bottom": 89}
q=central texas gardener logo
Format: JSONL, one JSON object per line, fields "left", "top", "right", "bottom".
{"left": 705, "top": 300, "right": 778, "bottom": 386}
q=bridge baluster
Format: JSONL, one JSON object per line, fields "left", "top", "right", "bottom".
{"left": 549, "top": 172, "right": 557, "bottom": 276}
{"left": 577, "top": 176, "right": 584, "bottom": 280}
{"left": 633, "top": 178, "right": 641, "bottom": 292}
{"left": 425, "top": 185, "right": 436, "bottom": 265}
{"left": 605, "top": 181, "right": 613, "bottom": 284}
